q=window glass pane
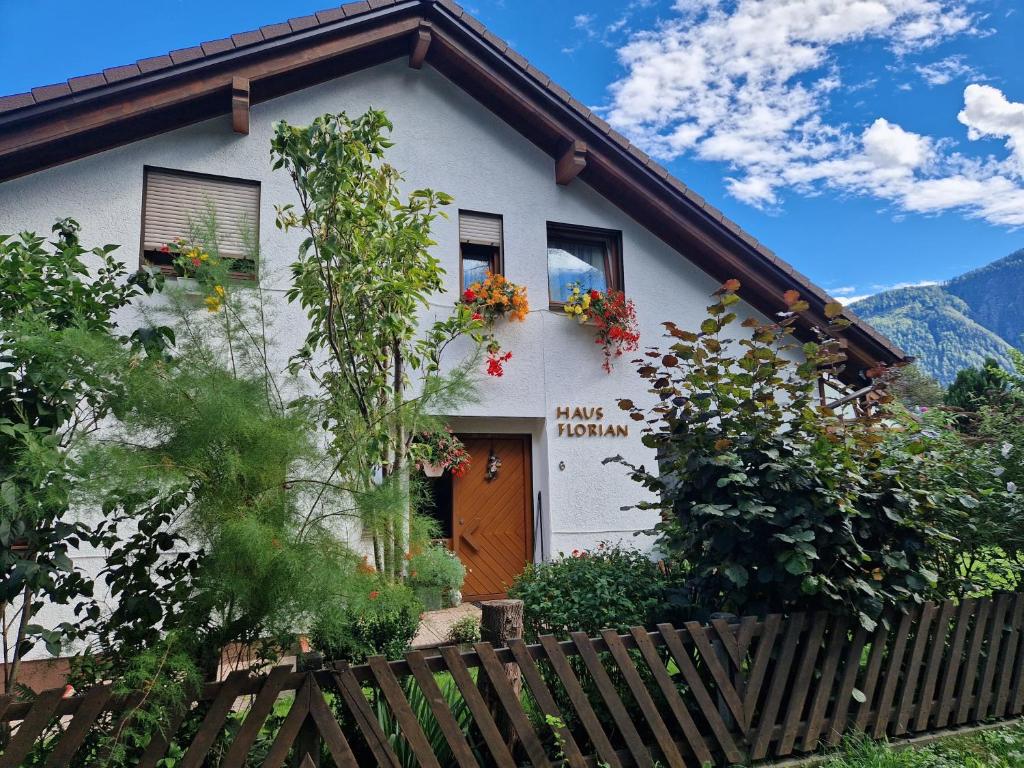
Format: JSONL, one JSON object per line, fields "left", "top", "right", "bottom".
{"left": 462, "top": 252, "right": 491, "bottom": 290}
{"left": 547, "top": 238, "right": 607, "bottom": 302}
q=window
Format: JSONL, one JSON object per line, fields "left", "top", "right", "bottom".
{"left": 459, "top": 211, "right": 503, "bottom": 290}
{"left": 141, "top": 166, "right": 260, "bottom": 278}
{"left": 546, "top": 222, "right": 622, "bottom": 306}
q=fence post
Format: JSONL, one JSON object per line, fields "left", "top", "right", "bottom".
{"left": 479, "top": 599, "right": 524, "bottom": 750}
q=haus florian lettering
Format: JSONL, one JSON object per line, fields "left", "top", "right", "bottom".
{"left": 556, "top": 405, "right": 629, "bottom": 438}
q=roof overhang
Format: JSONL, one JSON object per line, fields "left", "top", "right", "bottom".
{"left": 0, "top": 0, "right": 907, "bottom": 381}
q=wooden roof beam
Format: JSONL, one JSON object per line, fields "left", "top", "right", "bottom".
{"left": 231, "top": 77, "right": 250, "bottom": 134}
{"left": 555, "top": 139, "right": 586, "bottom": 185}
{"left": 409, "top": 23, "right": 432, "bottom": 69}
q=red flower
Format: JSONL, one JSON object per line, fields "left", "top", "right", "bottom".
{"left": 472, "top": 312, "right": 483, "bottom": 321}
{"left": 486, "top": 350, "right": 513, "bottom": 377}
{"left": 590, "top": 289, "right": 601, "bottom": 301}
{"left": 190, "top": 256, "right": 201, "bottom": 267}
{"left": 159, "top": 245, "right": 170, "bottom": 254}
{"left": 463, "top": 288, "right": 477, "bottom": 302}
{"left": 369, "top": 590, "right": 379, "bottom": 600}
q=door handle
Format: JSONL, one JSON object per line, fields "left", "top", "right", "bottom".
{"left": 462, "top": 529, "right": 481, "bottom": 552}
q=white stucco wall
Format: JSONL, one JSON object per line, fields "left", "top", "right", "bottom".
{"left": 0, "top": 58, "right": 774, "bottom": 589}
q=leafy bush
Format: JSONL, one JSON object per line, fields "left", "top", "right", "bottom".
{"left": 446, "top": 615, "right": 481, "bottom": 645}
{"left": 612, "top": 282, "right": 948, "bottom": 628}
{"left": 309, "top": 579, "right": 423, "bottom": 663}
{"left": 408, "top": 544, "right": 466, "bottom": 593}
{"left": 509, "top": 543, "right": 667, "bottom": 640}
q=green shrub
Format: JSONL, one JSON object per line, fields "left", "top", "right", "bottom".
{"left": 309, "top": 580, "right": 423, "bottom": 663}
{"left": 446, "top": 615, "right": 481, "bottom": 645}
{"left": 408, "top": 544, "right": 465, "bottom": 593}
{"left": 509, "top": 543, "right": 667, "bottom": 641}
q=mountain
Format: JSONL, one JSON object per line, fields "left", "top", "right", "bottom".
{"left": 849, "top": 248, "right": 1024, "bottom": 386}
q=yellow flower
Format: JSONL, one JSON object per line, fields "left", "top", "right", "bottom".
{"left": 582, "top": 294, "right": 591, "bottom": 309}
{"left": 214, "top": 284, "right": 225, "bottom": 297}
{"left": 204, "top": 296, "right": 221, "bottom": 312}
{"left": 573, "top": 305, "right": 583, "bottom": 315}
{"left": 200, "top": 253, "right": 209, "bottom": 262}
{"left": 563, "top": 304, "right": 574, "bottom": 316}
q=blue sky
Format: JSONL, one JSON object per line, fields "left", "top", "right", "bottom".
{"left": 2, "top": 0, "right": 1022, "bottom": 303}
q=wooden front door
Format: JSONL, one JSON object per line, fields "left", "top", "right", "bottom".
{"left": 452, "top": 435, "right": 533, "bottom": 601}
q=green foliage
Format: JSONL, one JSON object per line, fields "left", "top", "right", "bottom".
{"left": 886, "top": 363, "right": 945, "bottom": 409}
{"left": 945, "top": 356, "right": 1007, "bottom": 408}
{"left": 309, "top": 578, "right": 423, "bottom": 663}
{"left": 446, "top": 615, "right": 481, "bottom": 645}
{"left": 408, "top": 544, "right": 466, "bottom": 592}
{"left": 272, "top": 109, "right": 485, "bottom": 581}
{"left": 0, "top": 218, "right": 163, "bottom": 693}
{"left": 376, "top": 674, "right": 476, "bottom": 768}
{"left": 823, "top": 723, "right": 1024, "bottom": 767}
{"left": 612, "top": 282, "right": 946, "bottom": 628}
{"left": 509, "top": 543, "right": 668, "bottom": 640}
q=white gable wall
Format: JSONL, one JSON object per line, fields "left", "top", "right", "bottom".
{"left": 0, "top": 58, "right": 774, "bottom": 569}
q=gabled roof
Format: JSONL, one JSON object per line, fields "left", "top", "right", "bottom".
{"left": 0, "top": 0, "right": 905, "bottom": 377}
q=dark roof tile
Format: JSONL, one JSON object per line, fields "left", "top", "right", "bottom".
{"left": 31, "top": 83, "right": 72, "bottom": 102}
{"left": 201, "top": 38, "right": 235, "bottom": 56}
{"left": 438, "top": 0, "right": 465, "bottom": 18}
{"left": 482, "top": 29, "right": 509, "bottom": 52}
{"left": 504, "top": 47, "right": 529, "bottom": 70}
{"left": 340, "top": 1, "right": 371, "bottom": 15}
{"left": 68, "top": 73, "right": 107, "bottom": 93}
{"left": 606, "top": 127, "right": 630, "bottom": 148}
{"left": 683, "top": 188, "right": 706, "bottom": 207}
{"left": 0, "top": 92, "right": 35, "bottom": 112}
{"left": 566, "top": 96, "right": 592, "bottom": 119}
{"left": 588, "top": 114, "right": 612, "bottom": 133}
{"left": 461, "top": 12, "right": 487, "bottom": 36}
{"left": 103, "top": 63, "right": 142, "bottom": 83}
{"left": 315, "top": 7, "right": 348, "bottom": 23}
{"left": 547, "top": 81, "right": 571, "bottom": 103}
{"left": 525, "top": 63, "right": 551, "bottom": 87}
{"left": 288, "top": 14, "right": 319, "bottom": 32}
{"left": 667, "top": 176, "right": 688, "bottom": 195}
{"left": 369, "top": 0, "right": 397, "bottom": 8}
{"left": 137, "top": 55, "right": 173, "bottom": 73}
{"left": 627, "top": 143, "right": 650, "bottom": 164}
{"left": 231, "top": 30, "right": 265, "bottom": 47}
{"left": 260, "top": 22, "right": 292, "bottom": 40}
{"left": 169, "top": 46, "right": 205, "bottom": 65}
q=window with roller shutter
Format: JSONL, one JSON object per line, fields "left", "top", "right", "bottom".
{"left": 140, "top": 166, "right": 260, "bottom": 279}
{"left": 458, "top": 210, "right": 503, "bottom": 290}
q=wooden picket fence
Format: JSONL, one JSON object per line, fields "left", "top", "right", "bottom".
{"left": 3, "top": 594, "right": 1024, "bottom": 766}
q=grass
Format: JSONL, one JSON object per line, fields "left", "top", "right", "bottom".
{"left": 818, "top": 722, "right": 1024, "bottom": 767}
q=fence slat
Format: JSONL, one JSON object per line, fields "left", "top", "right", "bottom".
{"left": 825, "top": 624, "right": 868, "bottom": 747}
{"left": 628, "top": 627, "right": 714, "bottom": 767}
{"left": 914, "top": 600, "right": 956, "bottom": 732}
{"left": 306, "top": 676, "right": 359, "bottom": 768}
{"left": 570, "top": 631, "right": 654, "bottom": 768}
{"left": 368, "top": 655, "right": 445, "bottom": 768}
{"left": 537, "top": 634, "right": 622, "bottom": 768}
{"left": 0, "top": 687, "right": 65, "bottom": 768}
{"left": 741, "top": 613, "right": 782, "bottom": 729}
{"left": 709, "top": 618, "right": 742, "bottom": 669}
{"left": 894, "top": 602, "right": 937, "bottom": 736}
{"left": 600, "top": 629, "right": 686, "bottom": 768}
{"left": 778, "top": 612, "right": 829, "bottom": 756}
{"left": 872, "top": 608, "right": 915, "bottom": 738}
{"left": 658, "top": 623, "right": 744, "bottom": 764}
{"left": 261, "top": 678, "right": 311, "bottom": 768}
{"left": 406, "top": 650, "right": 482, "bottom": 768}
{"left": 42, "top": 683, "right": 113, "bottom": 768}
{"left": 751, "top": 613, "right": 805, "bottom": 760}
{"left": 978, "top": 594, "right": 1012, "bottom": 721}
{"left": 439, "top": 644, "right": 519, "bottom": 768}
{"left": 995, "top": 594, "right": 1024, "bottom": 718}
{"left": 686, "top": 620, "right": 746, "bottom": 728}
{"left": 507, "top": 639, "right": 587, "bottom": 768}
{"left": 221, "top": 665, "right": 293, "bottom": 768}
{"left": 801, "top": 615, "right": 850, "bottom": 752}
{"left": 179, "top": 668, "right": 251, "bottom": 768}
{"left": 936, "top": 598, "right": 975, "bottom": 727}
{"left": 333, "top": 663, "right": 403, "bottom": 768}
{"left": 853, "top": 617, "right": 891, "bottom": 733}
{"left": 956, "top": 598, "right": 992, "bottom": 724}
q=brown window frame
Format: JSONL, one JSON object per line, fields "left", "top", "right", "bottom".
{"left": 546, "top": 221, "right": 623, "bottom": 309}
{"left": 458, "top": 210, "right": 504, "bottom": 291}
{"left": 139, "top": 165, "right": 261, "bottom": 282}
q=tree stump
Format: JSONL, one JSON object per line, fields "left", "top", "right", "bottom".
{"left": 479, "top": 599, "right": 524, "bottom": 751}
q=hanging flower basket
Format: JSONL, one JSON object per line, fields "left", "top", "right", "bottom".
{"left": 458, "top": 271, "right": 529, "bottom": 377}
{"left": 562, "top": 284, "right": 640, "bottom": 372}
{"left": 413, "top": 428, "right": 471, "bottom": 478}
{"left": 419, "top": 460, "right": 445, "bottom": 478}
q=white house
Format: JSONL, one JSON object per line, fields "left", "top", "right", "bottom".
{"left": 0, "top": 0, "right": 904, "bottom": 607}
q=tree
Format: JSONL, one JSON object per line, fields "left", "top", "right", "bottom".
{"left": 887, "top": 362, "right": 945, "bottom": 409}
{"left": 0, "top": 220, "right": 162, "bottom": 696}
{"left": 272, "top": 109, "right": 484, "bottom": 580}
{"left": 945, "top": 357, "right": 1006, "bottom": 409}
{"left": 611, "top": 281, "right": 945, "bottom": 628}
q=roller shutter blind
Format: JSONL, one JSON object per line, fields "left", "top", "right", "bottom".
{"left": 459, "top": 211, "right": 502, "bottom": 247}
{"left": 142, "top": 168, "right": 260, "bottom": 262}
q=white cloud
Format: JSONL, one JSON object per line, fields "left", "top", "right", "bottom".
{"left": 838, "top": 280, "right": 940, "bottom": 304}
{"left": 915, "top": 54, "right": 979, "bottom": 85}
{"left": 605, "top": 0, "right": 1024, "bottom": 229}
